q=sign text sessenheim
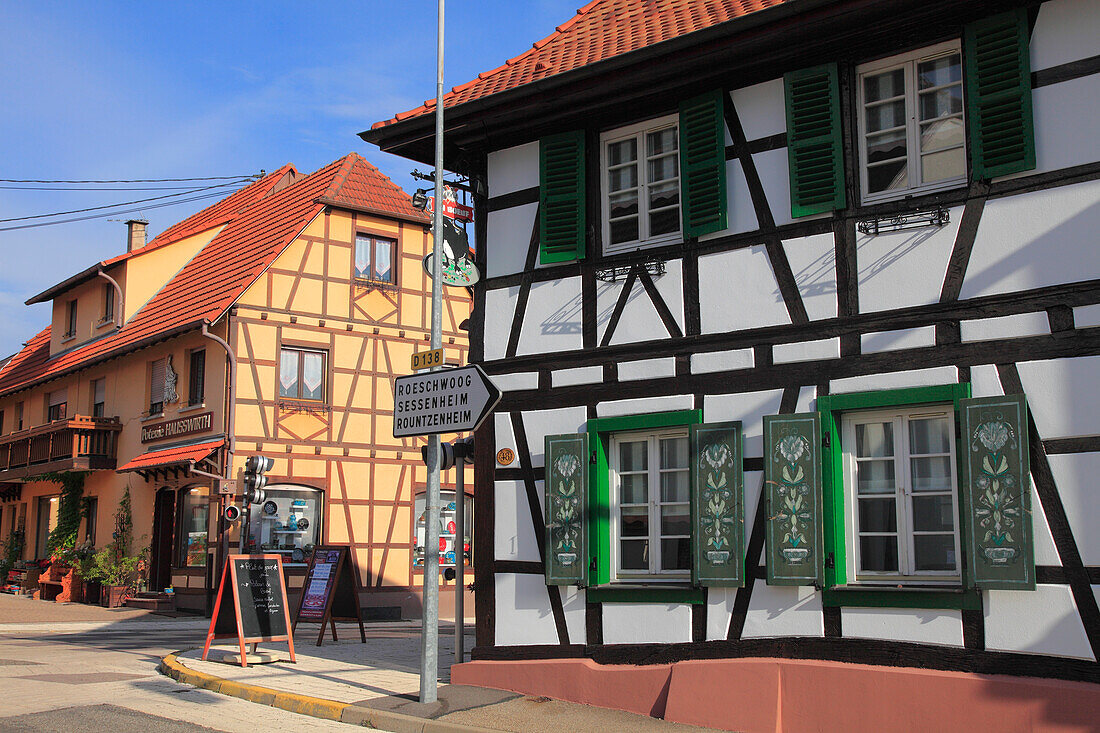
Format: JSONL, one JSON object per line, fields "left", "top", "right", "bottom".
{"left": 392, "top": 364, "right": 501, "bottom": 438}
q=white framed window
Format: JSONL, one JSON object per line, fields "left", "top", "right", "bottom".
{"left": 601, "top": 115, "right": 681, "bottom": 255}
{"left": 857, "top": 41, "right": 967, "bottom": 203}
{"left": 841, "top": 405, "right": 961, "bottom": 585}
{"left": 279, "top": 347, "right": 326, "bottom": 402}
{"left": 609, "top": 427, "right": 690, "bottom": 581}
{"left": 354, "top": 234, "right": 394, "bottom": 284}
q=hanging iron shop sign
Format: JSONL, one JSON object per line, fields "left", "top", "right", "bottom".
{"left": 392, "top": 364, "right": 501, "bottom": 438}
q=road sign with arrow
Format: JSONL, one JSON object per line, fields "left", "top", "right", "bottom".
{"left": 392, "top": 364, "right": 501, "bottom": 438}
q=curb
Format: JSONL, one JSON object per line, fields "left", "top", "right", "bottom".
{"left": 159, "top": 652, "right": 496, "bottom": 732}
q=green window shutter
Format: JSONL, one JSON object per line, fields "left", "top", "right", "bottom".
{"left": 539, "top": 131, "right": 586, "bottom": 264}
{"left": 784, "top": 63, "right": 846, "bottom": 218}
{"left": 958, "top": 394, "right": 1035, "bottom": 590}
{"left": 763, "top": 412, "right": 825, "bottom": 586}
{"left": 690, "top": 421, "right": 744, "bottom": 587}
{"left": 964, "top": 9, "right": 1036, "bottom": 180}
{"left": 679, "top": 90, "right": 728, "bottom": 238}
{"left": 545, "top": 432, "right": 589, "bottom": 586}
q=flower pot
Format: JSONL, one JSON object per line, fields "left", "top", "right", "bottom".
{"left": 82, "top": 581, "right": 101, "bottom": 605}
{"left": 100, "top": 585, "right": 129, "bottom": 608}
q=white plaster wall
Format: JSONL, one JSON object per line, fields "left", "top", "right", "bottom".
{"left": 701, "top": 159, "right": 759, "bottom": 239}
{"left": 1031, "top": 0, "right": 1100, "bottom": 72}
{"left": 707, "top": 588, "right": 736, "bottom": 641}
{"left": 484, "top": 286, "right": 519, "bottom": 361}
{"left": 773, "top": 337, "right": 840, "bottom": 364}
{"left": 741, "top": 583, "right": 824, "bottom": 639}
{"left": 491, "top": 371, "right": 538, "bottom": 392}
{"left": 486, "top": 202, "right": 537, "bottom": 279}
{"left": 784, "top": 232, "right": 838, "bottom": 321}
{"left": 959, "top": 180, "right": 1100, "bottom": 299}
{"left": 960, "top": 312, "right": 1049, "bottom": 342}
{"left": 830, "top": 366, "right": 958, "bottom": 394}
{"left": 731, "top": 78, "right": 786, "bottom": 141}
{"left": 494, "top": 574, "right": 586, "bottom": 646}
{"left": 597, "top": 395, "right": 694, "bottom": 418}
{"left": 796, "top": 385, "right": 817, "bottom": 414}
{"left": 1032, "top": 75, "right": 1100, "bottom": 174}
{"left": 841, "top": 607, "right": 964, "bottom": 647}
{"left": 495, "top": 480, "right": 540, "bottom": 562}
{"left": 487, "top": 141, "right": 538, "bottom": 198}
{"left": 699, "top": 245, "right": 790, "bottom": 334}
{"left": 860, "top": 326, "right": 936, "bottom": 354}
{"left": 1073, "top": 303, "right": 1100, "bottom": 328}
{"left": 985, "top": 584, "right": 1094, "bottom": 660}
{"left": 1017, "top": 355, "right": 1100, "bottom": 438}
{"left": 856, "top": 205, "right": 962, "bottom": 312}
{"left": 1047, "top": 452, "right": 1100, "bottom": 565}
{"left": 519, "top": 406, "right": 588, "bottom": 467}
{"left": 517, "top": 277, "right": 584, "bottom": 356}
{"left": 691, "top": 348, "right": 754, "bottom": 374}
{"left": 754, "top": 148, "right": 795, "bottom": 228}
{"left": 602, "top": 602, "right": 693, "bottom": 644}
{"left": 618, "top": 357, "right": 677, "bottom": 381}
{"left": 494, "top": 412, "right": 517, "bottom": 465}
{"left": 969, "top": 364, "right": 1004, "bottom": 398}
{"left": 596, "top": 261, "right": 684, "bottom": 345}
{"left": 743, "top": 471, "right": 764, "bottom": 551}
{"left": 552, "top": 365, "right": 603, "bottom": 387}
{"left": 705, "top": 389, "right": 784, "bottom": 456}
{"left": 1029, "top": 482, "right": 1063, "bottom": 566}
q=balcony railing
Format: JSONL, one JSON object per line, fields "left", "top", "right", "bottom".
{"left": 0, "top": 415, "right": 122, "bottom": 480}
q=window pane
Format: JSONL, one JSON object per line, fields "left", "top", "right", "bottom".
{"left": 856, "top": 422, "right": 894, "bottom": 458}
{"left": 610, "top": 218, "right": 640, "bottom": 244}
{"left": 354, "top": 236, "right": 370, "bottom": 278}
{"left": 621, "top": 539, "right": 648, "bottom": 569}
{"left": 919, "top": 118, "right": 965, "bottom": 153}
{"left": 646, "top": 128, "right": 677, "bottom": 157}
{"left": 609, "top": 164, "right": 638, "bottom": 193}
{"left": 649, "top": 205, "right": 680, "bottom": 236}
{"left": 619, "top": 441, "right": 647, "bottom": 472}
{"left": 373, "top": 239, "right": 392, "bottom": 282}
{"left": 279, "top": 350, "right": 299, "bottom": 398}
{"left": 647, "top": 155, "right": 678, "bottom": 183}
{"left": 860, "top": 535, "right": 899, "bottom": 572}
{"left": 660, "top": 538, "right": 690, "bottom": 571}
{"left": 921, "top": 148, "right": 966, "bottom": 184}
{"left": 919, "top": 88, "right": 963, "bottom": 121}
{"left": 608, "top": 139, "right": 637, "bottom": 167}
{"left": 911, "top": 456, "right": 953, "bottom": 492}
{"left": 180, "top": 489, "right": 209, "bottom": 567}
{"left": 912, "top": 495, "right": 955, "bottom": 532}
{"left": 917, "top": 55, "right": 961, "bottom": 89}
{"left": 867, "top": 158, "right": 908, "bottom": 193}
{"left": 620, "top": 474, "right": 649, "bottom": 504}
{"left": 609, "top": 191, "right": 639, "bottom": 219}
{"left": 659, "top": 437, "right": 688, "bottom": 469}
{"left": 301, "top": 352, "right": 324, "bottom": 400}
{"left": 864, "top": 68, "right": 905, "bottom": 102}
{"left": 866, "top": 129, "right": 907, "bottom": 165}
{"left": 913, "top": 534, "right": 956, "bottom": 572}
{"left": 621, "top": 507, "right": 648, "bottom": 537}
{"left": 908, "top": 416, "right": 952, "bottom": 454}
{"left": 865, "top": 99, "right": 906, "bottom": 133}
{"left": 660, "top": 504, "right": 690, "bottom": 536}
{"left": 858, "top": 497, "right": 897, "bottom": 532}
{"left": 660, "top": 472, "right": 689, "bottom": 503}
{"left": 857, "top": 459, "right": 896, "bottom": 494}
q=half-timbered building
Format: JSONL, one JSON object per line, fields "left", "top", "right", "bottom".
{"left": 0, "top": 153, "right": 472, "bottom": 617}
{"left": 362, "top": 0, "right": 1100, "bottom": 728}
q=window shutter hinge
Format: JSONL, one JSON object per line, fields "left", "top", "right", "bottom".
{"left": 589, "top": 556, "right": 597, "bottom": 571}
{"left": 822, "top": 432, "right": 831, "bottom": 449}
{"left": 590, "top": 450, "right": 597, "bottom": 465}
{"left": 825, "top": 552, "right": 835, "bottom": 569}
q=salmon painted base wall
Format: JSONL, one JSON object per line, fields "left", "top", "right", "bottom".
{"left": 451, "top": 657, "right": 1100, "bottom": 732}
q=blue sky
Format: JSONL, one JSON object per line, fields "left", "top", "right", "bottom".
{"left": 0, "top": 1, "right": 580, "bottom": 357}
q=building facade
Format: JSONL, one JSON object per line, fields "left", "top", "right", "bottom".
{"left": 363, "top": 0, "right": 1100, "bottom": 728}
{"left": 0, "top": 153, "right": 472, "bottom": 617}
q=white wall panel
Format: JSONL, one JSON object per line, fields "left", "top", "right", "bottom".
{"left": 520, "top": 407, "right": 588, "bottom": 467}
{"left": 699, "top": 245, "right": 790, "bottom": 333}
{"left": 985, "top": 584, "right": 1094, "bottom": 660}
{"left": 857, "top": 205, "right": 962, "bottom": 312}
{"left": 742, "top": 583, "right": 824, "bottom": 639}
{"left": 1017, "top": 356, "right": 1100, "bottom": 438}
{"left": 484, "top": 287, "right": 519, "bottom": 361}
{"left": 494, "top": 413, "right": 518, "bottom": 465}
{"left": 1031, "top": 0, "right": 1100, "bottom": 71}
{"left": 830, "top": 367, "right": 958, "bottom": 394}
{"left": 707, "top": 588, "right": 735, "bottom": 641}
{"left": 494, "top": 480, "right": 540, "bottom": 562}
{"left": 731, "top": 78, "right": 786, "bottom": 141}
{"left": 597, "top": 395, "right": 694, "bottom": 418}
{"left": 487, "top": 141, "right": 538, "bottom": 197}
{"left": 1073, "top": 303, "right": 1100, "bottom": 328}
{"left": 860, "top": 326, "right": 936, "bottom": 354}
{"left": 602, "top": 603, "right": 692, "bottom": 644}
{"left": 960, "top": 180, "right": 1100, "bottom": 299}
{"left": 784, "top": 232, "right": 838, "bottom": 321}
{"left": 517, "top": 277, "right": 584, "bottom": 356}
{"left": 1048, "top": 452, "right": 1100, "bottom": 565}
{"left": 494, "top": 574, "right": 586, "bottom": 646}
{"left": 796, "top": 386, "right": 817, "bottom": 414}
{"left": 841, "top": 608, "right": 964, "bottom": 647}
{"left": 618, "top": 357, "right": 677, "bottom": 381}
{"left": 595, "top": 278, "right": 646, "bottom": 343}
{"left": 491, "top": 372, "right": 538, "bottom": 392}
{"left": 969, "top": 364, "right": 1004, "bottom": 398}
{"left": 705, "top": 390, "right": 784, "bottom": 456}
{"left": 1029, "top": 483, "right": 1063, "bottom": 566}
{"left": 702, "top": 159, "right": 758, "bottom": 239}
{"left": 691, "top": 348, "right": 754, "bottom": 374}
{"left": 743, "top": 471, "right": 764, "bottom": 555}
{"left": 773, "top": 337, "right": 840, "bottom": 364}
{"left": 599, "top": 260, "right": 684, "bottom": 345}
{"left": 1032, "top": 75, "right": 1100, "bottom": 174}
{"left": 552, "top": 365, "right": 604, "bottom": 387}
{"left": 754, "top": 148, "right": 794, "bottom": 228}
{"left": 486, "top": 202, "right": 537, "bottom": 279}
{"left": 961, "top": 312, "right": 1049, "bottom": 342}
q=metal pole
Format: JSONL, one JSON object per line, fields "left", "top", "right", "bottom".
{"left": 420, "top": 0, "right": 445, "bottom": 705}
{"left": 455, "top": 443, "right": 464, "bottom": 665}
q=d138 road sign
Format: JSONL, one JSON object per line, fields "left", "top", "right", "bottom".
{"left": 392, "top": 364, "right": 501, "bottom": 438}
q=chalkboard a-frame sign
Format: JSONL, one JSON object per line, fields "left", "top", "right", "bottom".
{"left": 292, "top": 545, "right": 366, "bottom": 646}
{"left": 201, "top": 554, "right": 296, "bottom": 667}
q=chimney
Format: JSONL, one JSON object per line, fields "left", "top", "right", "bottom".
{"left": 126, "top": 219, "right": 148, "bottom": 252}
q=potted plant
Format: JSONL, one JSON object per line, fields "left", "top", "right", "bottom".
{"left": 49, "top": 540, "right": 94, "bottom": 603}
{"left": 86, "top": 545, "right": 146, "bottom": 607}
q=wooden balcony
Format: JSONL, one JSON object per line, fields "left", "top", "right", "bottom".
{"left": 0, "top": 415, "right": 122, "bottom": 480}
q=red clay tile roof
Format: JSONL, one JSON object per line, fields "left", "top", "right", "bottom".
{"left": 116, "top": 438, "right": 224, "bottom": 473}
{"left": 0, "top": 153, "right": 423, "bottom": 397}
{"left": 371, "top": 0, "right": 785, "bottom": 130}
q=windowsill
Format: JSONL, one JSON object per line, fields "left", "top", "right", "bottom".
{"left": 141, "top": 412, "right": 165, "bottom": 422}
{"left": 179, "top": 403, "right": 206, "bottom": 413}
{"left": 823, "top": 585, "right": 980, "bottom": 610}
{"left": 96, "top": 318, "right": 115, "bottom": 330}
{"left": 587, "top": 585, "right": 704, "bottom": 604}
{"left": 60, "top": 334, "right": 76, "bottom": 343}
{"left": 602, "top": 234, "right": 682, "bottom": 259}
{"left": 859, "top": 177, "right": 968, "bottom": 209}
{"left": 354, "top": 278, "right": 396, "bottom": 291}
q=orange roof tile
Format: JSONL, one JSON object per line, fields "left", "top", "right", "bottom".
{"left": 116, "top": 438, "right": 224, "bottom": 473}
{"left": 371, "top": 0, "right": 785, "bottom": 130}
{"left": 0, "top": 154, "right": 425, "bottom": 397}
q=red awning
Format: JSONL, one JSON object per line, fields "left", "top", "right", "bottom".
{"left": 116, "top": 439, "right": 223, "bottom": 474}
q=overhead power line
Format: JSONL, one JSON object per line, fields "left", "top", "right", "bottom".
{"left": 0, "top": 190, "right": 234, "bottom": 232}
{"left": 0, "top": 184, "right": 245, "bottom": 191}
{"left": 0, "top": 174, "right": 259, "bottom": 184}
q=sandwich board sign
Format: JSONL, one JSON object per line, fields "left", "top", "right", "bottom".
{"left": 292, "top": 546, "right": 366, "bottom": 646}
{"left": 202, "top": 554, "right": 295, "bottom": 667}
{"left": 392, "top": 364, "right": 501, "bottom": 438}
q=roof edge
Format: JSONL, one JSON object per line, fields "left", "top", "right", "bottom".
{"left": 315, "top": 197, "right": 431, "bottom": 226}
{"left": 25, "top": 263, "right": 106, "bottom": 305}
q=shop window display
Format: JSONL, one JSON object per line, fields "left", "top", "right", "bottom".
{"left": 413, "top": 491, "right": 472, "bottom": 570}
{"left": 178, "top": 488, "right": 209, "bottom": 567}
{"left": 246, "top": 485, "right": 322, "bottom": 565}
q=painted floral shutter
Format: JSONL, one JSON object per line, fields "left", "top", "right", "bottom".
{"left": 544, "top": 432, "right": 589, "bottom": 586}
{"left": 679, "top": 90, "right": 728, "bottom": 238}
{"left": 690, "top": 422, "right": 744, "bottom": 587}
{"left": 964, "top": 9, "right": 1036, "bottom": 180}
{"left": 763, "top": 412, "right": 824, "bottom": 586}
{"left": 958, "top": 394, "right": 1035, "bottom": 590}
{"left": 539, "top": 131, "right": 586, "bottom": 265}
{"left": 784, "top": 63, "right": 846, "bottom": 218}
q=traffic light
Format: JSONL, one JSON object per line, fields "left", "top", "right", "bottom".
{"left": 243, "top": 455, "right": 274, "bottom": 504}
{"left": 224, "top": 504, "right": 242, "bottom": 522}
{"left": 421, "top": 442, "right": 456, "bottom": 470}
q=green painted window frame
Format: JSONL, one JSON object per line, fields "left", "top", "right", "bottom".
{"left": 587, "top": 409, "right": 702, "bottom": 600}
{"left": 816, "top": 383, "right": 979, "bottom": 610}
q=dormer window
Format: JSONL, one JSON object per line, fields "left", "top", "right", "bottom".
{"left": 64, "top": 300, "right": 77, "bottom": 340}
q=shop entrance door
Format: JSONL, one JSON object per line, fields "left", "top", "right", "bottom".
{"left": 150, "top": 488, "right": 175, "bottom": 592}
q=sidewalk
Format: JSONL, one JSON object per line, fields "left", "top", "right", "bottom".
{"left": 165, "top": 622, "right": 717, "bottom": 733}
